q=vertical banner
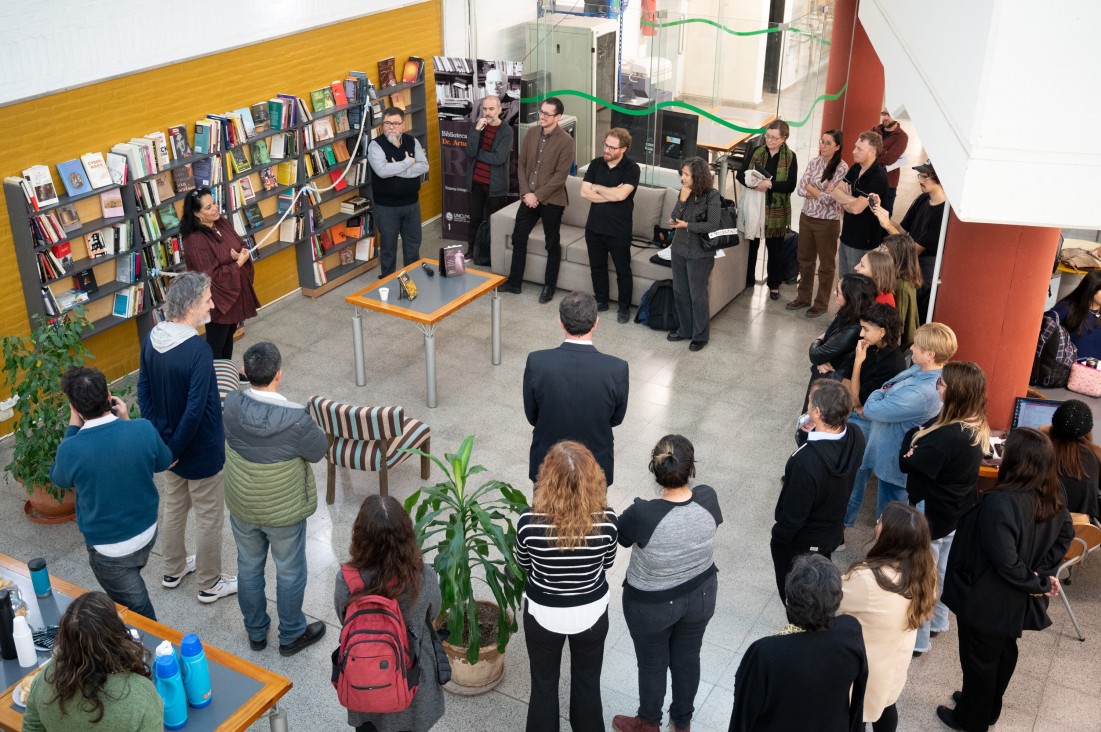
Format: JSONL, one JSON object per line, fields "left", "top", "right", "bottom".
{"left": 433, "top": 57, "right": 522, "bottom": 241}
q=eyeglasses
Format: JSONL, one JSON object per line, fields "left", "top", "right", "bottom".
{"left": 917, "top": 173, "right": 931, "bottom": 181}
{"left": 819, "top": 139, "right": 837, "bottom": 146}
{"left": 602, "top": 143, "right": 622, "bottom": 151}
{"left": 383, "top": 120, "right": 404, "bottom": 127}
{"left": 538, "top": 110, "right": 559, "bottom": 118}
{"left": 764, "top": 134, "right": 783, "bottom": 142}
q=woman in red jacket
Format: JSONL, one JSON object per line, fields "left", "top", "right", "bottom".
{"left": 180, "top": 187, "right": 260, "bottom": 359}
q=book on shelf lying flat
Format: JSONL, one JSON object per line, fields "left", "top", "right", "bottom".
{"left": 57, "top": 159, "right": 92, "bottom": 197}
{"left": 341, "top": 196, "right": 370, "bottom": 214}
{"left": 57, "top": 289, "right": 90, "bottom": 312}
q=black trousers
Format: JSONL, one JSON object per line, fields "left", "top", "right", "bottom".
{"left": 585, "top": 230, "right": 633, "bottom": 309}
{"left": 205, "top": 321, "right": 238, "bottom": 360}
{"left": 872, "top": 702, "right": 898, "bottom": 732}
{"left": 747, "top": 236, "right": 786, "bottom": 289}
{"left": 952, "top": 620, "right": 1018, "bottom": 731}
{"left": 770, "top": 538, "right": 832, "bottom": 603}
{"left": 468, "top": 183, "right": 507, "bottom": 260}
{"left": 507, "top": 202, "right": 565, "bottom": 290}
{"left": 523, "top": 605, "right": 608, "bottom": 732}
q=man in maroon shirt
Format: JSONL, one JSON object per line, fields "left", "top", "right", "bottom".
{"left": 874, "top": 108, "right": 909, "bottom": 215}
{"left": 465, "top": 95, "right": 513, "bottom": 264}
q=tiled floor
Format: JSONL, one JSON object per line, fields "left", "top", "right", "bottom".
{"left": 3, "top": 212, "right": 1100, "bottom": 731}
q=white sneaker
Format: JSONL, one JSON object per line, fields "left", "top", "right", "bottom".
{"left": 198, "top": 576, "right": 238, "bottom": 604}
{"left": 162, "top": 555, "right": 196, "bottom": 588}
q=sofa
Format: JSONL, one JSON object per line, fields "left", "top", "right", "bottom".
{"left": 489, "top": 175, "right": 749, "bottom": 316}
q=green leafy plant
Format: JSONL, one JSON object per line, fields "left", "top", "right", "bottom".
{"left": 402, "top": 435, "right": 528, "bottom": 664}
{"left": 0, "top": 307, "right": 91, "bottom": 501}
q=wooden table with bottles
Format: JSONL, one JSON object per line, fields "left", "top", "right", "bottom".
{"left": 0, "top": 554, "right": 292, "bottom": 731}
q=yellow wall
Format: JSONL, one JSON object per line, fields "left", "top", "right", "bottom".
{"left": 0, "top": 2, "right": 442, "bottom": 386}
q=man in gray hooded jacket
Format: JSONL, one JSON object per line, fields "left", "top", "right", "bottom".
{"left": 222, "top": 341, "right": 329, "bottom": 656}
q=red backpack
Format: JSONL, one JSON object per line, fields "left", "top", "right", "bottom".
{"left": 331, "top": 565, "right": 420, "bottom": 713}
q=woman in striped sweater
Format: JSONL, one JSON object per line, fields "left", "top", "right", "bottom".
{"left": 516, "top": 440, "right": 619, "bottom": 732}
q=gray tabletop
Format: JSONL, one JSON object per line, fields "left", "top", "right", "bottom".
{"left": 359, "top": 264, "right": 491, "bottom": 315}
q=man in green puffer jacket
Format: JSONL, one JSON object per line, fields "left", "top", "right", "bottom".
{"left": 223, "top": 342, "right": 329, "bottom": 657}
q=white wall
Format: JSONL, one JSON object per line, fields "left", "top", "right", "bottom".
{"left": 863, "top": 0, "right": 1101, "bottom": 228}
{"left": 681, "top": 0, "right": 770, "bottom": 104}
{"left": 0, "top": 0, "right": 428, "bottom": 105}
{"left": 442, "top": 0, "right": 537, "bottom": 62}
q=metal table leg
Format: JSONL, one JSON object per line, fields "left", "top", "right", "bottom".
{"left": 267, "top": 702, "right": 289, "bottom": 732}
{"left": 416, "top": 323, "right": 438, "bottom": 408}
{"left": 491, "top": 290, "right": 501, "bottom": 365}
{"left": 718, "top": 153, "right": 730, "bottom": 198}
{"left": 352, "top": 308, "right": 366, "bottom": 387}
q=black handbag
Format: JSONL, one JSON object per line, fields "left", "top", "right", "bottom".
{"left": 700, "top": 194, "right": 739, "bottom": 251}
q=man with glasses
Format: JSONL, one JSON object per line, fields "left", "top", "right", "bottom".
{"left": 367, "top": 106, "right": 430, "bottom": 277}
{"left": 831, "top": 131, "right": 888, "bottom": 279}
{"left": 872, "top": 161, "right": 947, "bottom": 323}
{"left": 580, "top": 128, "right": 640, "bottom": 322}
{"left": 499, "top": 97, "right": 575, "bottom": 302}
{"left": 874, "top": 108, "right": 909, "bottom": 215}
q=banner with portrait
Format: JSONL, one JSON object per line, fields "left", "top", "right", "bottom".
{"left": 433, "top": 57, "right": 522, "bottom": 241}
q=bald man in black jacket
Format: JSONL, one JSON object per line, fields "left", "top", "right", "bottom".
{"left": 523, "top": 291, "right": 629, "bottom": 485}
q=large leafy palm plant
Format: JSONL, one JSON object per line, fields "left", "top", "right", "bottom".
{"left": 402, "top": 435, "right": 528, "bottom": 664}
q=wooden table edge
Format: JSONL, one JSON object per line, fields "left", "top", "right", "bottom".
{"left": 345, "top": 258, "right": 505, "bottom": 325}
{"left": 0, "top": 555, "right": 291, "bottom": 732}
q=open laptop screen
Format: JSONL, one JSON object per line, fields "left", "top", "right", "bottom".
{"left": 1011, "top": 397, "right": 1064, "bottom": 430}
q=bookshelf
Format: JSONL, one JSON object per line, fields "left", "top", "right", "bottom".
{"left": 3, "top": 72, "right": 428, "bottom": 333}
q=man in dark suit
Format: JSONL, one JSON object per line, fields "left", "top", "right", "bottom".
{"left": 523, "top": 291, "right": 629, "bottom": 485}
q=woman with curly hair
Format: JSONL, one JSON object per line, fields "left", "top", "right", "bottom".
{"left": 516, "top": 441, "right": 618, "bottom": 732}
{"left": 22, "top": 591, "right": 162, "bottom": 731}
{"left": 613, "top": 435, "right": 723, "bottom": 732}
{"left": 334, "top": 495, "right": 444, "bottom": 732}
{"left": 839, "top": 502, "right": 938, "bottom": 732}
{"left": 666, "top": 156, "right": 723, "bottom": 351}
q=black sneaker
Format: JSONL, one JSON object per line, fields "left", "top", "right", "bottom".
{"left": 249, "top": 634, "right": 267, "bottom": 652}
{"left": 597, "top": 302, "right": 610, "bottom": 312}
{"left": 617, "top": 308, "right": 630, "bottom": 324}
{"left": 498, "top": 282, "right": 522, "bottom": 294}
{"left": 279, "top": 621, "right": 327, "bottom": 657}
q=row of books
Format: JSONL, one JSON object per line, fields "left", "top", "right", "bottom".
{"left": 112, "top": 284, "right": 146, "bottom": 319}
{"left": 378, "top": 56, "right": 425, "bottom": 88}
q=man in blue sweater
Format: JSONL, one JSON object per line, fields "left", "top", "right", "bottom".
{"left": 51, "top": 367, "right": 172, "bottom": 620}
{"left": 138, "top": 271, "right": 236, "bottom": 604}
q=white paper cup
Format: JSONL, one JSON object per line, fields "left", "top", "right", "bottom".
{"left": 379, "top": 287, "right": 390, "bottom": 302}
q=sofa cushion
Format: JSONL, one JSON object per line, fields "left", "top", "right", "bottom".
{"left": 631, "top": 185, "right": 666, "bottom": 241}
{"left": 561, "top": 176, "right": 592, "bottom": 229}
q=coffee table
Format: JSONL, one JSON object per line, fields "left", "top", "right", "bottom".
{"left": 346, "top": 259, "right": 506, "bottom": 408}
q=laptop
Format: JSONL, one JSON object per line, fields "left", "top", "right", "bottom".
{"left": 1010, "top": 396, "right": 1064, "bottom": 430}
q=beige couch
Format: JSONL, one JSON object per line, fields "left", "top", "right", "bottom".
{"left": 489, "top": 176, "right": 749, "bottom": 316}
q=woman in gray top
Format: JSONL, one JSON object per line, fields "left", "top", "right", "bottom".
{"left": 667, "top": 157, "right": 723, "bottom": 351}
{"left": 334, "top": 495, "right": 445, "bottom": 732}
{"left": 612, "top": 435, "right": 723, "bottom": 732}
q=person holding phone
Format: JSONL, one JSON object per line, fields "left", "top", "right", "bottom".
{"left": 666, "top": 157, "right": 722, "bottom": 351}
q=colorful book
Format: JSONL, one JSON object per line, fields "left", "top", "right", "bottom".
{"left": 239, "top": 177, "right": 256, "bottom": 201}
{"left": 339, "top": 248, "right": 354, "bottom": 266}
{"left": 378, "top": 57, "right": 397, "bottom": 87}
{"left": 168, "top": 125, "right": 193, "bottom": 160}
{"left": 310, "top": 88, "right": 330, "bottom": 112}
{"left": 171, "top": 164, "right": 196, "bottom": 192}
{"left": 99, "top": 189, "right": 124, "bottom": 218}
{"left": 143, "top": 132, "right": 171, "bottom": 170}
{"left": 313, "top": 116, "right": 335, "bottom": 142}
{"left": 158, "top": 204, "right": 180, "bottom": 230}
{"left": 243, "top": 204, "right": 264, "bottom": 229}
{"left": 86, "top": 229, "right": 109, "bottom": 258}
{"left": 402, "top": 56, "right": 424, "bottom": 84}
{"left": 23, "top": 165, "right": 59, "bottom": 207}
{"left": 250, "top": 102, "right": 270, "bottom": 134}
{"left": 251, "top": 139, "right": 271, "bottom": 165}
{"left": 194, "top": 123, "right": 211, "bottom": 155}
{"left": 229, "top": 147, "right": 252, "bottom": 176}
{"left": 80, "top": 153, "right": 115, "bottom": 189}
{"left": 57, "top": 159, "right": 92, "bottom": 197}
{"left": 259, "top": 166, "right": 277, "bottom": 191}
{"left": 56, "top": 204, "right": 81, "bottom": 232}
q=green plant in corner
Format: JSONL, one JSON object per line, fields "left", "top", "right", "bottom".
{"left": 402, "top": 435, "right": 528, "bottom": 664}
{"left": 0, "top": 306, "right": 91, "bottom": 501}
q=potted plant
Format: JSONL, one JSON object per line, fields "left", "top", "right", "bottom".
{"left": 402, "top": 435, "right": 528, "bottom": 694}
{"left": 0, "top": 307, "right": 91, "bottom": 523}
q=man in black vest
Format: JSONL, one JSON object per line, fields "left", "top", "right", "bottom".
{"left": 367, "top": 107, "right": 430, "bottom": 277}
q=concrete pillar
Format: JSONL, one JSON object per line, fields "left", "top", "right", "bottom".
{"left": 932, "top": 214, "right": 1061, "bottom": 430}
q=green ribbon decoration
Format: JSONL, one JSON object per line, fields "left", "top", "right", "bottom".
{"left": 640, "top": 17, "right": 830, "bottom": 45}
{"left": 519, "top": 84, "right": 847, "bottom": 133}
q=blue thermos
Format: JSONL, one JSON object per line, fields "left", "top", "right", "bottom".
{"left": 154, "top": 641, "right": 188, "bottom": 729}
{"left": 179, "top": 633, "right": 213, "bottom": 708}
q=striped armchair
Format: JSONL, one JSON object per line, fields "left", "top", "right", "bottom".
{"left": 212, "top": 359, "right": 242, "bottom": 408}
{"left": 307, "top": 396, "right": 431, "bottom": 503}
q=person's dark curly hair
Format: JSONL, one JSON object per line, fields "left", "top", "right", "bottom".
{"left": 859, "top": 302, "right": 902, "bottom": 350}
{"left": 835, "top": 273, "right": 877, "bottom": 328}
{"left": 346, "top": 495, "right": 424, "bottom": 609}
{"left": 784, "top": 554, "right": 842, "bottom": 631}
{"left": 680, "top": 156, "right": 714, "bottom": 198}
{"left": 47, "top": 592, "right": 152, "bottom": 723}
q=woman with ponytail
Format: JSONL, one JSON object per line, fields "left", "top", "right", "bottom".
{"left": 612, "top": 435, "right": 723, "bottom": 732}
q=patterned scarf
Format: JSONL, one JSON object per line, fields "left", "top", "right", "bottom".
{"left": 750, "top": 143, "right": 794, "bottom": 238}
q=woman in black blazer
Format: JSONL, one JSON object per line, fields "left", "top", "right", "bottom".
{"left": 803, "top": 273, "right": 877, "bottom": 411}
{"left": 939, "top": 428, "right": 1073, "bottom": 731}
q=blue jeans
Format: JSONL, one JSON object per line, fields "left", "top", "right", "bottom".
{"left": 86, "top": 530, "right": 158, "bottom": 621}
{"left": 876, "top": 477, "right": 909, "bottom": 518}
{"left": 230, "top": 516, "right": 308, "bottom": 646}
{"left": 623, "top": 573, "right": 718, "bottom": 727}
{"left": 375, "top": 202, "right": 422, "bottom": 277}
{"left": 914, "top": 530, "right": 954, "bottom": 652}
{"left": 844, "top": 460, "right": 873, "bottom": 527}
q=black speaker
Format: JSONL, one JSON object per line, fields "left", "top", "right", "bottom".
{"left": 520, "top": 72, "right": 551, "bottom": 124}
{"left": 611, "top": 99, "right": 658, "bottom": 162}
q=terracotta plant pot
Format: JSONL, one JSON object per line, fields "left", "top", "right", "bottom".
{"left": 440, "top": 600, "right": 511, "bottom": 695}
{"left": 23, "top": 482, "right": 76, "bottom": 524}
